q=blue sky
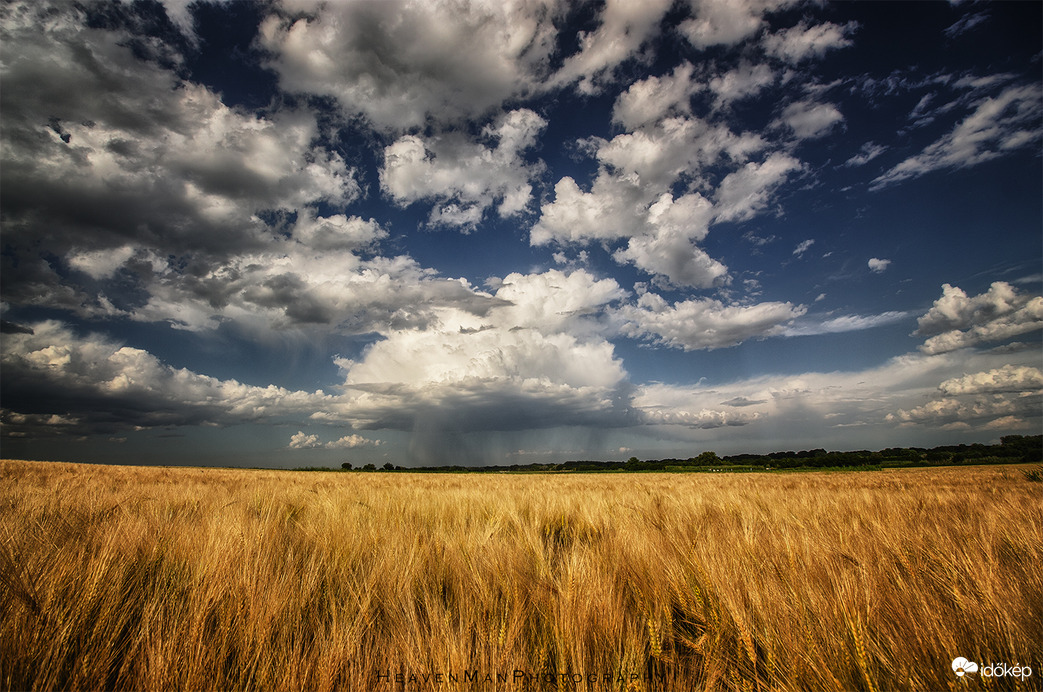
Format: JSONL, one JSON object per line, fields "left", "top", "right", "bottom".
{"left": 2, "top": 0, "right": 1040, "bottom": 467}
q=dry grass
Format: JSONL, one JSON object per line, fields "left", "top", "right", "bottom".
{"left": 1, "top": 460, "right": 1040, "bottom": 691}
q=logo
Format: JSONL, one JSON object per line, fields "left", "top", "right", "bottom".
{"left": 952, "top": 657, "right": 1033, "bottom": 682}
{"left": 952, "top": 657, "right": 978, "bottom": 677}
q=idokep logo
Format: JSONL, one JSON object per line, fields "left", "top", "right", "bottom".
{"left": 952, "top": 656, "right": 1034, "bottom": 682}
{"left": 952, "top": 657, "right": 978, "bottom": 677}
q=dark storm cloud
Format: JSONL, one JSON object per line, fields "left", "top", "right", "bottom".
{"left": 0, "top": 320, "right": 34, "bottom": 335}
{"left": 0, "top": 321, "right": 334, "bottom": 437}
{"left": 1, "top": 1, "right": 359, "bottom": 262}
{"left": 344, "top": 381, "right": 638, "bottom": 434}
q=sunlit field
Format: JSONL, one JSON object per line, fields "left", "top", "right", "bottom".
{"left": 1, "top": 460, "right": 1040, "bottom": 691}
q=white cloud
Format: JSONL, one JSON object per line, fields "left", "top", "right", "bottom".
{"left": 868, "top": 258, "right": 891, "bottom": 273}
{"left": 636, "top": 343, "right": 1041, "bottom": 445}
{"left": 613, "top": 63, "right": 699, "bottom": 130}
{"left": 872, "top": 84, "right": 1042, "bottom": 188}
{"left": 614, "top": 232, "right": 730, "bottom": 290}
{"left": 616, "top": 291, "right": 806, "bottom": 350}
{"left": 532, "top": 119, "right": 792, "bottom": 287}
{"left": 328, "top": 434, "right": 380, "bottom": 449}
{"left": 489, "top": 269, "right": 627, "bottom": 335}
{"left": 792, "top": 239, "right": 815, "bottom": 257}
{"left": 887, "top": 393, "right": 1041, "bottom": 429}
{"left": 778, "top": 100, "right": 844, "bottom": 140}
{"left": 783, "top": 311, "right": 909, "bottom": 336}
{"left": 529, "top": 175, "right": 642, "bottom": 247}
{"left": 289, "top": 431, "right": 322, "bottom": 449}
{"left": 259, "top": 0, "right": 560, "bottom": 130}
{"left": 380, "top": 109, "right": 547, "bottom": 229}
{"left": 131, "top": 242, "right": 504, "bottom": 333}
{"left": 916, "top": 282, "right": 1043, "bottom": 355}
{"left": 531, "top": 177, "right": 730, "bottom": 288}
{"left": 763, "top": 20, "right": 856, "bottom": 63}
{"left": 708, "top": 61, "right": 776, "bottom": 108}
{"left": 680, "top": 0, "right": 792, "bottom": 49}
{"left": 922, "top": 306, "right": 1043, "bottom": 354}
{"left": 611, "top": 192, "right": 728, "bottom": 288}
{"left": 289, "top": 431, "right": 380, "bottom": 449}
{"left": 713, "top": 152, "right": 802, "bottom": 223}
{"left": 551, "top": 0, "right": 673, "bottom": 92}
{"left": 532, "top": 115, "right": 765, "bottom": 242}
{"left": 597, "top": 116, "right": 765, "bottom": 190}
{"left": 291, "top": 209, "right": 388, "bottom": 251}
{"left": 917, "top": 282, "right": 1025, "bottom": 334}
{"left": 332, "top": 270, "right": 632, "bottom": 432}
{"left": 938, "top": 364, "right": 1043, "bottom": 395}
{"left": 844, "top": 142, "right": 886, "bottom": 167}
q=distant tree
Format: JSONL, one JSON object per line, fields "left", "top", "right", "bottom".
{"left": 694, "top": 451, "right": 721, "bottom": 466}
{"left": 627, "top": 456, "right": 640, "bottom": 465}
{"left": 341, "top": 462, "right": 352, "bottom": 471}
{"left": 382, "top": 462, "right": 395, "bottom": 471}
{"left": 363, "top": 463, "right": 376, "bottom": 471}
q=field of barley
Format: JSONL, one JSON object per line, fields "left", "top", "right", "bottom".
{"left": 1, "top": 460, "right": 1040, "bottom": 691}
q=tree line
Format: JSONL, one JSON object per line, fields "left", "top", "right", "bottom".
{"left": 315, "top": 435, "right": 1041, "bottom": 473}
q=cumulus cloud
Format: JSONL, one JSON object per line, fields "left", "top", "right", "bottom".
{"left": 67, "top": 246, "right": 138, "bottom": 280}
{"left": 551, "top": 0, "right": 673, "bottom": 92}
{"left": 598, "top": 116, "right": 765, "bottom": 190}
{"left": 289, "top": 431, "right": 380, "bottom": 449}
{"left": 613, "top": 63, "right": 699, "bottom": 130}
{"left": 288, "top": 431, "right": 322, "bottom": 449}
{"left": 130, "top": 244, "right": 505, "bottom": 333}
{"left": 329, "top": 434, "right": 380, "bottom": 449}
{"left": 258, "top": 0, "right": 560, "bottom": 130}
{"left": 916, "top": 282, "right": 1043, "bottom": 354}
{"left": 708, "top": 62, "right": 776, "bottom": 108}
{"left": 327, "top": 269, "right": 633, "bottom": 434}
{"left": 680, "top": 0, "right": 792, "bottom": 49}
{"left": 636, "top": 342, "right": 1041, "bottom": 445}
{"left": 613, "top": 231, "right": 729, "bottom": 290}
{"left": 872, "top": 84, "right": 1042, "bottom": 188}
{"left": 616, "top": 291, "right": 806, "bottom": 350}
{"left": 531, "top": 174, "right": 732, "bottom": 288}
{"left": 877, "top": 290, "right": 1043, "bottom": 431}
{"left": 380, "top": 109, "right": 547, "bottom": 229}
{"left": 611, "top": 192, "right": 728, "bottom": 288}
{"left": 531, "top": 115, "right": 768, "bottom": 279}
{"left": 290, "top": 209, "right": 388, "bottom": 252}
{"left": 938, "top": 364, "right": 1043, "bottom": 395}
{"left": 917, "top": 282, "right": 1025, "bottom": 334}
{"left": 887, "top": 393, "right": 1041, "bottom": 429}
{"left": 868, "top": 258, "right": 891, "bottom": 273}
{"left": 530, "top": 175, "right": 641, "bottom": 247}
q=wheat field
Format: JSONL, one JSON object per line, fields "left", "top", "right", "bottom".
{"left": 0, "top": 460, "right": 1040, "bottom": 691}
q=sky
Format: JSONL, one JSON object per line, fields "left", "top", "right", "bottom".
{"left": 1, "top": 0, "right": 1041, "bottom": 468}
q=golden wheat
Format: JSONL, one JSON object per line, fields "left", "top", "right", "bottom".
{"left": 0, "top": 460, "right": 1040, "bottom": 691}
